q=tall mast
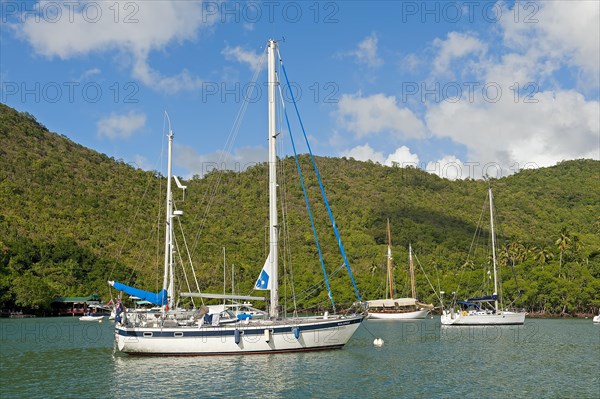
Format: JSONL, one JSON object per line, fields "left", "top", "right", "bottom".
{"left": 409, "top": 243, "right": 416, "bottom": 299}
{"left": 267, "top": 39, "right": 279, "bottom": 318}
{"left": 164, "top": 118, "right": 174, "bottom": 310}
{"left": 489, "top": 187, "right": 499, "bottom": 312}
{"left": 387, "top": 219, "right": 393, "bottom": 299}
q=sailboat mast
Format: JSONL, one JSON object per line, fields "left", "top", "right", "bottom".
{"left": 409, "top": 243, "right": 416, "bottom": 299}
{"left": 164, "top": 123, "right": 174, "bottom": 310}
{"left": 267, "top": 39, "right": 279, "bottom": 318}
{"left": 387, "top": 219, "right": 393, "bottom": 299}
{"left": 489, "top": 187, "right": 499, "bottom": 312}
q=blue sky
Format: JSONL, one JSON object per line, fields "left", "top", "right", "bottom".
{"left": 1, "top": 1, "right": 599, "bottom": 180}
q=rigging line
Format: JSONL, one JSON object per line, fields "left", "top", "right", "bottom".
{"left": 413, "top": 252, "right": 443, "bottom": 307}
{"left": 107, "top": 136, "right": 165, "bottom": 282}
{"left": 290, "top": 263, "right": 346, "bottom": 304}
{"left": 451, "top": 190, "right": 488, "bottom": 305}
{"left": 276, "top": 76, "right": 336, "bottom": 311}
{"left": 277, "top": 120, "right": 298, "bottom": 314}
{"left": 172, "top": 234, "right": 195, "bottom": 308}
{"left": 189, "top": 50, "right": 267, "bottom": 255}
{"left": 278, "top": 52, "right": 362, "bottom": 302}
{"left": 492, "top": 194, "right": 522, "bottom": 307}
{"left": 174, "top": 208, "right": 203, "bottom": 307}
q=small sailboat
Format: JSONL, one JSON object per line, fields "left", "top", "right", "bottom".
{"left": 367, "top": 219, "right": 432, "bottom": 320}
{"left": 441, "top": 187, "right": 526, "bottom": 326}
{"left": 109, "top": 39, "right": 366, "bottom": 355}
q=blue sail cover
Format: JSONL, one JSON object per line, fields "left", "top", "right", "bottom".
{"left": 457, "top": 301, "right": 481, "bottom": 310}
{"left": 112, "top": 281, "right": 167, "bottom": 306}
{"left": 467, "top": 295, "right": 498, "bottom": 302}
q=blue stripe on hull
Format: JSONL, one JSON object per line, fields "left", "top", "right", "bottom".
{"left": 116, "top": 316, "right": 363, "bottom": 339}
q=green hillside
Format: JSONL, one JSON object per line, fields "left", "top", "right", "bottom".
{"left": 1, "top": 103, "right": 599, "bottom": 315}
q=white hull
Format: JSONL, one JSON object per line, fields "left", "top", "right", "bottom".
{"left": 368, "top": 309, "right": 430, "bottom": 320}
{"left": 115, "top": 315, "right": 364, "bottom": 355}
{"left": 441, "top": 310, "right": 525, "bottom": 325}
{"left": 593, "top": 315, "right": 600, "bottom": 323}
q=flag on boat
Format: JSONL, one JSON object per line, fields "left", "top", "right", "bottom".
{"left": 254, "top": 252, "right": 272, "bottom": 290}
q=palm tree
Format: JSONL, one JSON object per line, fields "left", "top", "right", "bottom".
{"left": 534, "top": 246, "right": 554, "bottom": 269}
{"left": 555, "top": 227, "right": 571, "bottom": 278}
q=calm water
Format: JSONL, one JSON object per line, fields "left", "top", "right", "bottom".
{"left": 1, "top": 317, "right": 598, "bottom": 398}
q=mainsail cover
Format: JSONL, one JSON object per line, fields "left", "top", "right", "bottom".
{"left": 110, "top": 281, "right": 167, "bottom": 305}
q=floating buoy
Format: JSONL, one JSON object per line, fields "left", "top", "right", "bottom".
{"left": 373, "top": 338, "right": 384, "bottom": 347}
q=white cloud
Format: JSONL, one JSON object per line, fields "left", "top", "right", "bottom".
{"left": 340, "top": 144, "right": 422, "bottom": 169}
{"left": 336, "top": 93, "right": 427, "bottom": 139}
{"left": 13, "top": 2, "right": 217, "bottom": 93}
{"left": 420, "top": 2, "right": 600, "bottom": 176}
{"left": 426, "top": 90, "right": 599, "bottom": 173}
{"left": 222, "top": 45, "right": 266, "bottom": 72}
{"left": 78, "top": 68, "right": 101, "bottom": 81}
{"left": 340, "top": 144, "right": 385, "bottom": 164}
{"left": 432, "top": 31, "right": 487, "bottom": 77}
{"left": 344, "top": 32, "right": 383, "bottom": 68}
{"left": 384, "top": 146, "right": 420, "bottom": 167}
{"left": 500, "top": 1, "right": 600, "bottom": 88}
{"left": 425, "top": 155, "right": 468, "bottom": 180}
{"left": 97, "top": 111, "right": 146, "bottom": 140}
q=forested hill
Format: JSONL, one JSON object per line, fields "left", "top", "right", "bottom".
{"left": 1, "top": 103, "right": 599, "bottom": 315}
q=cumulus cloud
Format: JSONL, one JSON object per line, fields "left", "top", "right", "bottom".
{"left": 500, "top": 1, "right": 600, "bottom": 88}
{"left": 97, "top": 111, "right": 146, "bottom": 140}
{"left": 384, "top": 146, "right": 420, "bottom": 167}
{"left": 336, "top": 93, "right": 427, "bottom": 139}
{"left": 342, "top": 32, "right": 383, "bottom": 68}
{"left": 222, "top": 45, "right": 266, "bottom": 72}
{"left": 426, "top": 89, "right": 599, "bottom": 173}
{"left": 432, "top": 32, "right": 487, "bottom": 77}
{"left": 422, "top": 3, "right": 600, "bottom": 175}
{"left": 425, "top": 155, "right": 469, "bottom": 180}
{"left": 341, "top": 144, "right": 385, "bottom": 164}
{"left": 340, "top": 144, "right": 421, "bottom": 169}
{"left": 12, "top": 2, "right": 217, "bottom": 93}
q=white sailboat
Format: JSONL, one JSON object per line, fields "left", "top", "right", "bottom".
{"left": 109, "top": 39, "right": 365, "bottom": 355}
{"left": 367, "top": 220, "right": 432, "bottom": 320}
{"left": 441, "top": 187, "right": 526, "bottom": 326}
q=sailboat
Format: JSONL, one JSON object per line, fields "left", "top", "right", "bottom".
{"left": 109, "top": 39, "right": 366, "bottom": 355}
{"left": 441, "top": 187, "right": 526, "bottom": 326}
{"left": 367, "top": 220, "right": 432, "bottom": 319}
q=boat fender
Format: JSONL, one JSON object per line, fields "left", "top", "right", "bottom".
{"left": 234, "top": 329, "right": 241, "bottom": 345}
{"left": 264, "top": 329, "right": 271, "bottom": 343}
{"left": 293, "top": 326, "right": 300, "bottom": 339}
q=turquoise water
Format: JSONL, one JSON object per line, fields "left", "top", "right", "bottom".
{"left": 1, "top": 317, "right": 598, "bottom": 398}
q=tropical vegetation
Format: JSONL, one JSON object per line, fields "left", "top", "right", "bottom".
{"left": 1, "top": 103, "right": 598, "bottom": 315}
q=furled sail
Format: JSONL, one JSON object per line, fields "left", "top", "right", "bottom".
{"left": 108, "top": 281, "right": 167, "bottom": 305}
{"left": 254, "top": 252, "right": 272, "bottom": 290}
